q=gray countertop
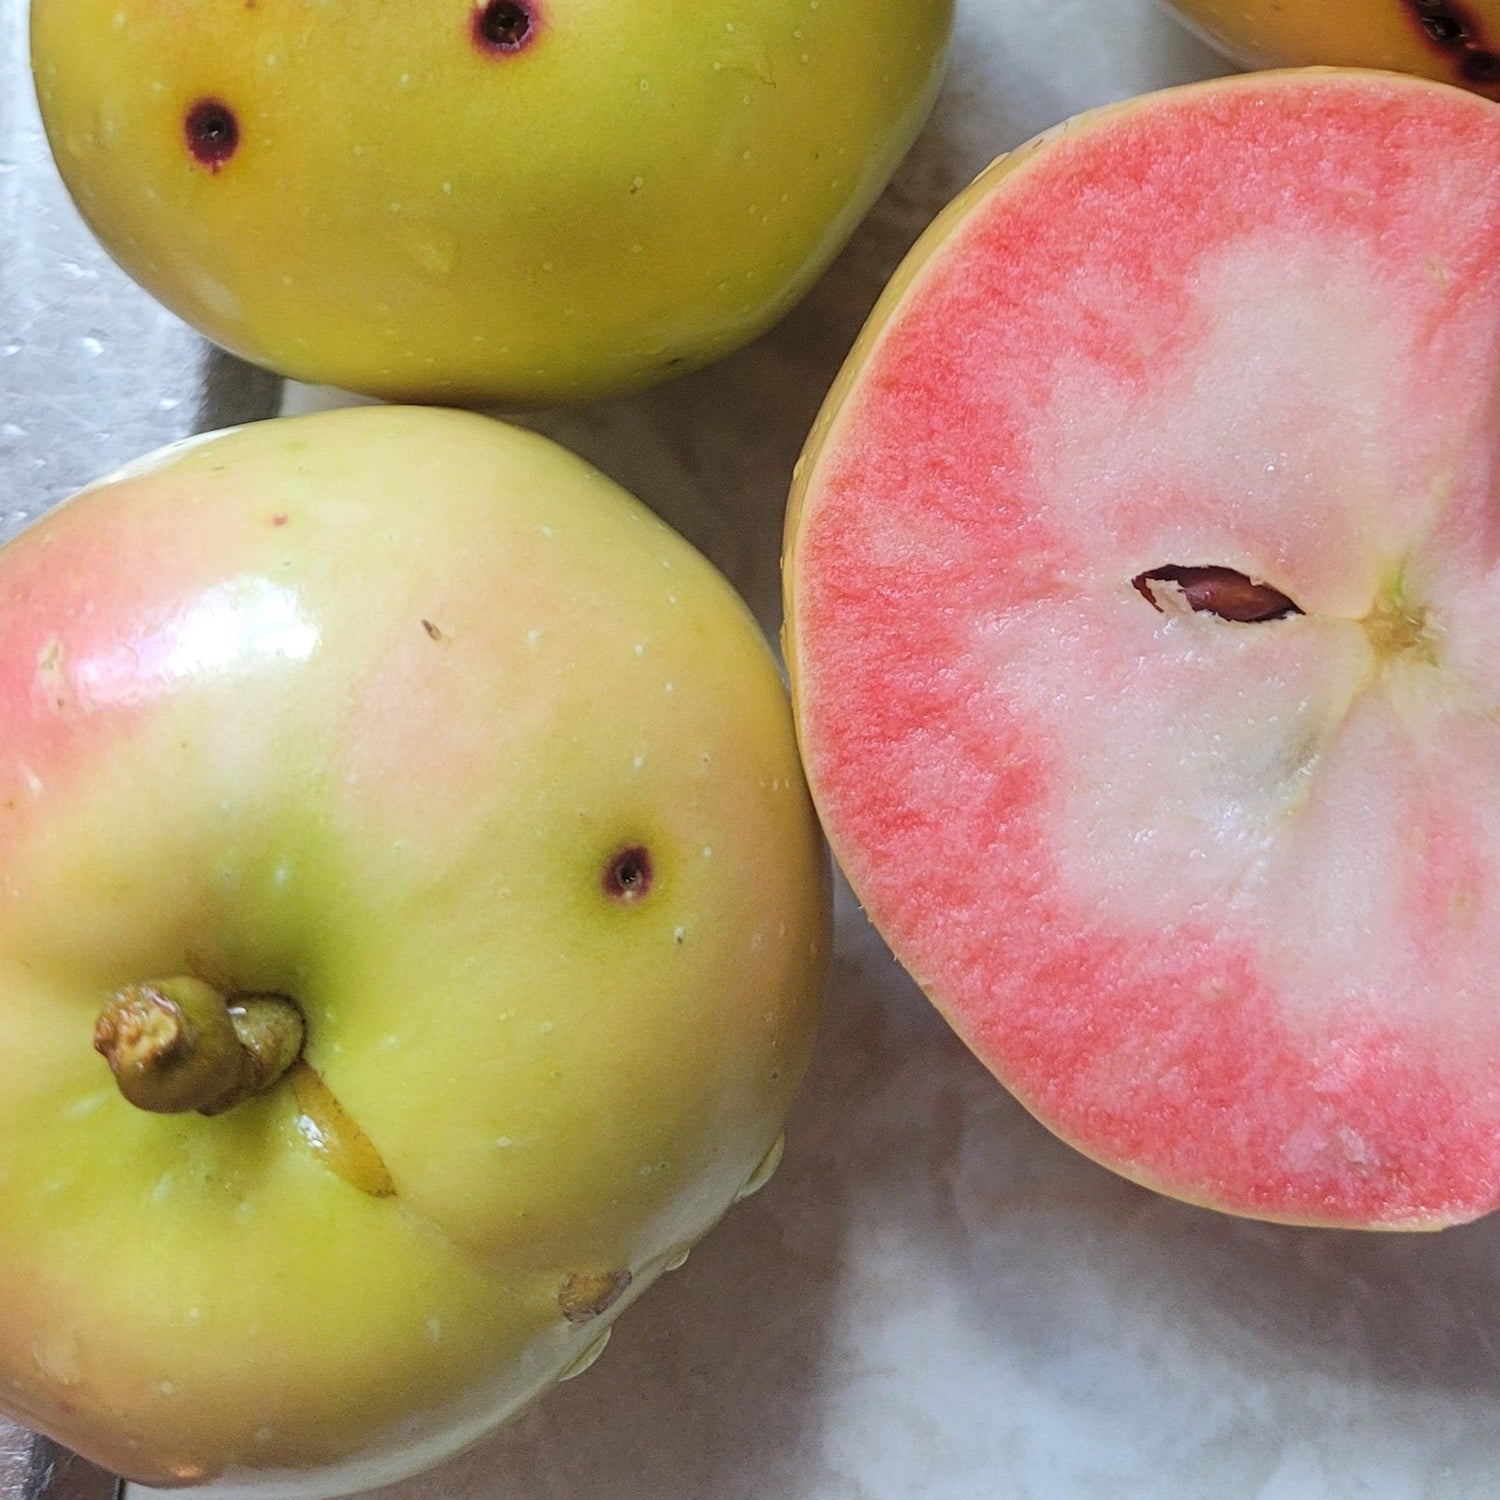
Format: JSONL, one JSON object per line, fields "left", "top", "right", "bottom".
{"left": 5, "top": 2, "right": 1500, "bottom": 1498}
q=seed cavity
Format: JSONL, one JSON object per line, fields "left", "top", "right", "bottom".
{"left": 473, "top": 0, "right": 536, "bottom": 54}
{"left": 184, "top": 98, "right": 239, "bottom": 170}
{"left": 1133, "top": 566, "right": 1301, "bottom": 623}
{"left": 603, "top": 845, "right": 653, "bottom": 902}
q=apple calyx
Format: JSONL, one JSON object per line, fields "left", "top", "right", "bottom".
{"left": 1362, "top": 575, "right": 1435, "bottom": 664}
{"left": 94, "top": 977, "right": 305, "bottom": 1116}
{"left": 557, "top": 1268, "right": 632, "bottom": 1324}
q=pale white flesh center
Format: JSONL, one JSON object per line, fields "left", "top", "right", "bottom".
{"left": 982, "top": 230, "right": 1500, "bottom": 1044}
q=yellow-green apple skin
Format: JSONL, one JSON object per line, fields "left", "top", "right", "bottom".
{"left": 28, "top": 0, "right": 954, "bottom": 405}
{"left": 0, "top": 406, "right": 829, "bottom": 1494}
{"left": 1163, "top": 0, "right": 1500, "bottom": 98}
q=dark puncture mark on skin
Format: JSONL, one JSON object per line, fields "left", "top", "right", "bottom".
{"left": 185, "top": 98, "right": 239, "bottom": 169}
{"left": 603, "top": 846, "right": 653, "bottom": 902}
{"left": 1402, "top": 0, "right": 1500, "bottom": 86}
{"left": 472, "top": 0, "right": 538, "bottom": 55}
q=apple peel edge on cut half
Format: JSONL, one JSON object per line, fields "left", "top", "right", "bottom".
{"left": 784, "top": 68, "right": 1500, "bottom": 1230}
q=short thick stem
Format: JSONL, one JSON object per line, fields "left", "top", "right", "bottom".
{"left": 94, "top": 977, "right": 305, "bottom": 1116}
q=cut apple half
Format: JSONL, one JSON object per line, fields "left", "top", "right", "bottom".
{"left": 784, "top": 70, "right": 1500, "bottom": 1228}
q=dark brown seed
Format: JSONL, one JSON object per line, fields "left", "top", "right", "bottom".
{"left": 1133, "top": 566, "right": 1301, "bottom": 623}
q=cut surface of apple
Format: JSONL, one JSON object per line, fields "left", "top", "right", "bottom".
{"left": 1164, "top": 0, "right": 1500, "bottom": 99}
{"left": 0, "top": 406, "right": 828, "bottom": 1494}
{"left": 785, "top": 71, "right": 1500, "bottom": 1229}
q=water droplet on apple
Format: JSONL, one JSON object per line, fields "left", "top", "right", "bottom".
{"left": 735, "top": 1134, "right": 786, "bottom": 1201}
{"left": 557, "top": 1327, "right": 611, "bottom": 1382}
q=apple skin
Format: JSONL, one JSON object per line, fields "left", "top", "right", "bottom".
{"left": 784, "top": 71, "right": 1500, "bottom": 1230}
{"left": 1163, "top": 0, "right": 1500, "bottom": 99}
{"left": 0, "top": 405, "right": 829, "bottom": 1493}
{"left": 28, "top": 0, "right": 953, "bottom": 406}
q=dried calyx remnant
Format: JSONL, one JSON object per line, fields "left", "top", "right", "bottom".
{"left": 558, "top": 1268, "right": 632, "bottom": 1323}
{"left": 94, "top": 977, "right": 395, "bottom": 1197}
{"left": 1133, "top": 565, "right": 1301, "bottom": 623}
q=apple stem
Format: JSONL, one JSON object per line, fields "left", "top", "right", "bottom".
{"left": 94, "top": 977, "right": 305, "bottom": 1116}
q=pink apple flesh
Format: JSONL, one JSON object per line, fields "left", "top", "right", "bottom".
{"left": 784, "top": 71, "right": 1500, "bottom": 1228}
{"left": 0, "top": 406, "right": 828, "bottom": 1490}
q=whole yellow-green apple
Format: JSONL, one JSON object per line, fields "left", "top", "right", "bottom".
{"left": 1163, "top": 0, "right": 1500, "bottom": 97}
{"left": 0, "top": 405, "right": 829, "bottom": 1494}
{"left": 29, "top": 0, "right": 953, "bottom": 405}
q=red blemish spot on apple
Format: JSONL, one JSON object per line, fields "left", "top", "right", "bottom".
{"left": 472, "top": 0, "right": 537, "bottom": 55}
{"left": 184, "top": 99, "right": 239, "bottom": 171}
{"left": 271, "top": 513, "right": 288, "bottom": 527}
{"left": 604, "top": 846, "right": 653, "bottom": 902}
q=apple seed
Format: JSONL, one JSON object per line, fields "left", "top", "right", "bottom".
{"left": 1132, "top": 566, "right": 1301, "bottom": 623}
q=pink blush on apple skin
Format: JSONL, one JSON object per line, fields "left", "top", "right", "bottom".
{"left": 0, "top": 459, "right": 319, "bottom": 838}
{"left": 791, "top": 73, "right": 1500, "bottom": 1226}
